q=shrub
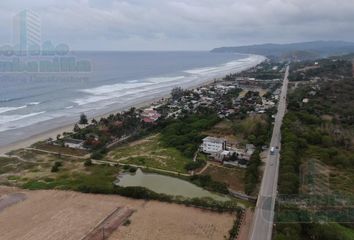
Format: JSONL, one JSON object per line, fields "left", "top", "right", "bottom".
{"left": 84, "top": 159, "right": 93, "bottom": 167}
{"left": 51, "top": 161, "right": 63, "bottom": 172}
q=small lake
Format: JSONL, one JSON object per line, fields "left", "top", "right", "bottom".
{"left": 115, "top": 169, "right": 230, "bottom": 202}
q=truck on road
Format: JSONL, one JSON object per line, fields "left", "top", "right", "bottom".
{"left": 270, "top": 147, "right": 275, "bottom": 155}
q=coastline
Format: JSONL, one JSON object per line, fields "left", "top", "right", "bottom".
{"left": 0, "top": 79, "right": 215, "bottom": 155}
{"left": 0, "top": 55, "right": 265, "bottom": 155}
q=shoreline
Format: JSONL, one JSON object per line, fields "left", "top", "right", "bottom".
{"left": 0, "top": 55, "right": 265, "bottom": 155}
{"left": 0, "top": 79, "right": 215, "bottom": 155}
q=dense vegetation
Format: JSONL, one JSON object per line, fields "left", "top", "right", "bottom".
{"left": 275, "top": 57, "right": 354, "bottom": 239}
{"left": 275, "top": 221, "right": 354, "bottom": 240}
{"left": 244, "top": 149, "right": 262, "bottom": 195}
{"left": 160, "top": 113, "right": 219, "bottom": 157}
{"left": 190, "top": 174, "right": 229, "bottom": 194}
{"left": 234, "top": 114, "right": 272, "bottom": 147}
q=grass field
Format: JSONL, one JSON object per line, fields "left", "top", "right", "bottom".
{"left": 202, "top": 164, "right": 246, "bottom": 192}
{"left": 329, "top": 168, "right": 354, "bottom": 196}
{"left": 0, "top": 149, "right": 96, "bottom": 189}
{"left": 22, "top": 165, "right": 117, "bottom": 191}
{"left": 107, "top": 134, "right": 192, "bottom": 173}
{"left": 0, "top": 157, "right": 35, "bottom": 175}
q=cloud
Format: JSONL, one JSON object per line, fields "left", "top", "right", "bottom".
{"left": 0, "top": 0, "right": 353, "bottom": 50}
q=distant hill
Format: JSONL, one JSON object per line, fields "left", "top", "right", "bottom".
{"left": 211, "top": 41, "right": 354, "bottom": 60}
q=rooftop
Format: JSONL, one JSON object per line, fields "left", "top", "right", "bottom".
{"left": 203, "top": 136, "right": 226, "bottom": 143}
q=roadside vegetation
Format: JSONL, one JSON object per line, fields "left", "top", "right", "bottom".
{"left": 275, "top": 56, "right": 354, "bottom": 239}
{"left": 244, "top": 149, "right": 262, "bottom": 195}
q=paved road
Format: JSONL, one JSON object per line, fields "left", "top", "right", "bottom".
{"left": 248, "top": 66, "right": 289, "bottom": 240}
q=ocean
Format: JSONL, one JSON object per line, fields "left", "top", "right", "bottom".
{"left": 0, "top": 51, "right": 265, "bottom": 147}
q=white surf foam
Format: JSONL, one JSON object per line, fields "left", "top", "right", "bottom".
{"left": 0, "top": 105, "right": 27, "bottom": 114}
{"left": 80, "top": 82, "right": 153, "bottom": 95}
{"left": 0, "top": 111, "right": 57, "bottom": 132}
{"left": 72, "top": 55, "right": 265, "bottom": 109}
{"left": 27, "top": 102, "right": 41, "bottom": 105}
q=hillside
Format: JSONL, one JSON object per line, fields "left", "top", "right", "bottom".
{"left": 211, "top": 41, "right": 354, "bottom": 60}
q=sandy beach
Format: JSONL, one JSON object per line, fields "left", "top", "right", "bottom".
{"left": 0, "top": 95, "right": 165, "bottom": 155}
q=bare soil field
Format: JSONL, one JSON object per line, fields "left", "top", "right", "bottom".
{"left": 202, "top": 164, "right": 245, "bottom": 193}
{"left": 0, "top": 187, "right": 235, "bottom": 240}
{"left": 109, "top": 201, "right": 234, "bottom": 240}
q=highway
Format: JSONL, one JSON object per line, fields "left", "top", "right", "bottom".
{"left": 248, "top": 66, "right": 289, "bottom": 240}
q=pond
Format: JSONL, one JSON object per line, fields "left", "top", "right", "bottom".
{"left": 115, "top": 169, "right": 230, "bottom": 202}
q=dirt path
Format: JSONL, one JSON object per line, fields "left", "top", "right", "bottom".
{"left": 196, "top": 162, "right": 210, "bottom": 175}
{"left": 237, "top": 208, "right": 254, "bottom": 240}
{"left": 25, "top": 148, "right": 89, "bottom": 159}
{"left": 92, "top": 160, "right": 191, "bottom": 176}
{"left": 81, "top": 207, "right": 134, "bottom": 240}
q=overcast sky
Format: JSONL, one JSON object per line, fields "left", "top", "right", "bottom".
{"left": 0, "top": 0, "right": 353, "bottom": 50}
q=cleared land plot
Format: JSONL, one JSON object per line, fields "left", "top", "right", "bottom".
{"left": 107, "top": 134, "right": 191, "bottom": 173}
{"left": 109, "top": 201, "right": 235, "bottom": 240}
{"left": 202, "top": 164, "right": 246, "bottom": 193}
{"left": 203, "top": 120, "right": 240, "bottom": 143}
{"left": 0, "top": 187, "right": 234, "bottom": 240}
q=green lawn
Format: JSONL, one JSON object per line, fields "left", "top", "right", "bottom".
{"left": 108, "top": 134, "right": 192, "bottom": 173}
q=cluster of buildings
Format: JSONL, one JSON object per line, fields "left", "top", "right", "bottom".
{"left": 201, "top": 136, "right": 255, "bottom": 168}
{"left": 160, "top": 80, "right": 272, "bottom": 120}
{"left": 141, "top": 108, "right": 161, "bottom": 124}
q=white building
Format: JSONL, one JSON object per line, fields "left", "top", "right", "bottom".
{"left": 63, "top": 138, "right": 85, "bottom": 149}
{"left": 201, "top": 137, "right": 226, "bottom": 154}
{"left": 13, "top": 10, "right": 41, "bottom": 55}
